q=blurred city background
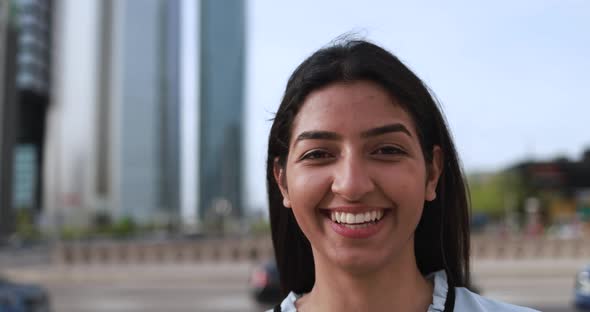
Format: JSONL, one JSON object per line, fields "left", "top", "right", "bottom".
{"left": 0, "top": 0, "right": 589, "bottom": 311}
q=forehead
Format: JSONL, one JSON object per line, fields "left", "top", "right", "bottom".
{"left": 291, "top": 81, "right": 417, "bottom": 137}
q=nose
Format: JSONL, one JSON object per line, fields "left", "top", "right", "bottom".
{"left": 331, "top": 153, "right": 375, "bottom": 202}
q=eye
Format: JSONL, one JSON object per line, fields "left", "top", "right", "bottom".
{"left": 300, "top": 149, "right": 333, "bottom": 161}
{"left": 372, "top": 145, "right": 405, "bottom": 156}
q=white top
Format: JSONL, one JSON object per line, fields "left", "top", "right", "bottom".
{"left": 268, "top": 270, "right": 539, "bottom": 311}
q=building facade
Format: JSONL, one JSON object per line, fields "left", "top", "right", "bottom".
{"left": 13, "top": 0, "right": 52, "bottom": 214}
{"left": 198, "top": 0, "right": 245, "bottom": 221}
{"left": 0, "top": 0, "right": 18, "bottom": 238}
{"left": 0, "top": 0, "right": 53, "bottom": 238}
{"left": 43, "top": 0, "right": 245, "bottom": 232}
{"left": 112, "top": 0, "right": 181, "bottom": 223}
{"left": 513, "top": 149, "right": 590, "bottom": 227}
{"left": 44, "top": 0, "right": 182, "bottom": 227}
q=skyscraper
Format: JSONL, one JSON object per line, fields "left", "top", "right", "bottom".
{"left": 45, "top": 0, "right": 182, "bottom": 226}
{"left": 0, "top": 0, "right": 53, "bottom": 238}
{"left": 0, "top": 0, "right": 18, "bottom": 238}
{"left": 198, "top": 0, "right": 245, "bottom": 221}
{"left": 111, "top": 0, "right": 181, "bottom": 223}
{"left": 12, "top": 0, "right": 53, "bottom": 214}
{"left": 44, "top": 0, "right": 245, "bottom": 231}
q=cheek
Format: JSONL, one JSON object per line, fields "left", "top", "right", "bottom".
{"left": 375, "top": 165, "right": 427, "bottom": 208}
{"left": 285, "top": 168, "right": 332, "bottom": 240}
{"left": 287, "top": 167, "right": 332, "bottom": 211}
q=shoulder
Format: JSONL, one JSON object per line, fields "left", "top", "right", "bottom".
{"left": 265, "top": 292, "right": 299, "bottom": 312}
{"left": 430, "top": 270, "right": 538, "bottom": 312}
{"left": 267, "top": 281, "right": 540, "bottom": 312}
{"left": 454, "top": 287, "right": 540, "bottom": 312}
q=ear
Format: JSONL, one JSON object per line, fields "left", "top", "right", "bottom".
{"left": 273, "top": 157, "right": 291, "bottom": 208}
{"left": 425, "top": 146, "right": 443, "bottom": 202}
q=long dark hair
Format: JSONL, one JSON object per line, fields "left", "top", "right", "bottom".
{"left": 266, "top": 39, "right": 470, "bottom": 295}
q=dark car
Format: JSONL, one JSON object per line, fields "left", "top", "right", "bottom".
{"left": 0, "top": 277, "right": 51, "bottom": 312}
{"left": 249, "top": 261, "right": 282, "bottom": 304}
{"left": 575, "top": 265, "right": 590, "bottom": 310}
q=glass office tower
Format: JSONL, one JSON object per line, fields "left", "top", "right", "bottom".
{"left": 198, "top": 0, "right": 245, "bottom": 221}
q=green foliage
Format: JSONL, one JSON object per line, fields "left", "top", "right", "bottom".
{"left": 58, "top": 227, "right": 90, "bottom": 240}
{"left": 250, "top": 218, "right": 271, "bottom": 236}
{"left": 14, "top": 208, "right": 41, "bottom": 241}
{"left": 468, "top": 171, "right": 526, "bottom": 217}
{"left": 111, "top": 216, "right": 137, "bottom": 238}
{"left": 57, "top": 214, "right": 138, "bottom": 240}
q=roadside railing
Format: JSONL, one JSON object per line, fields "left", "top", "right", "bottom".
{"left": 51, "top": 236, "right": 590, "bottom": 265}
{"left": 471, "top": 235, "right": 590, "bottom": 259}
{"left": 52, "top": 237, "right": 274, "bottom": 265}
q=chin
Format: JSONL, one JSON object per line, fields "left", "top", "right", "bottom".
{"left": 331, "top": 251, "right": 392, "bottom": 275}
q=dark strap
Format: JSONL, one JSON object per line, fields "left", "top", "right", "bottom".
{"left": 444, "top": 285, "right": 456, "bottom": 312}
{"left": 272, "top": 287, "right": 455, "bottom": 311}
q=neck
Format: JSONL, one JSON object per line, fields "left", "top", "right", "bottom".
{"left": 298, "top": 245, "right": 433, "bottom": 312}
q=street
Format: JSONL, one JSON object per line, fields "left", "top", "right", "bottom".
{"left": 3, "top": 262, "right": 266, "bottom": 312}
{"left": 1, "top": 259, "right": 586, "bottom": 312}
{"left": 472, "top": 259, "right": 583, "bottom": 312}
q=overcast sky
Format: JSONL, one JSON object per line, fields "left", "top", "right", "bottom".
{"left": 243, "top": 0, "right": 590, "bottom": 212}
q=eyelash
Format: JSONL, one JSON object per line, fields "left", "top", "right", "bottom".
{"left": 299, "top": 145, "right": 405, "bottom": 161}
{"left": 372, "top": 145, "right": 406, "bottom": 156}
{"left": 300, "top": 150, "right": 332, "bottom": 160}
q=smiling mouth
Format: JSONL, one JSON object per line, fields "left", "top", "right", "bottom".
{"left": 325, "top": 210, "right": 385, "bottom": 229}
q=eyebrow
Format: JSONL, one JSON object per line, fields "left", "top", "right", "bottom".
{"left": 361, "top": 123, "right": 412, "bottom": 138}
{"left": 294, "top": 131, "right": 342, "bottom": 143}
{"left": 294, "top": 123, "right": 412, "bottom": 145}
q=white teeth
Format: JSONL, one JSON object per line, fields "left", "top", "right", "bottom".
{"left": 346, "top": 213, "right": 355, "bottom": 224}
{"left": 354, "top": 214, "right": 364, "bottom": 223}
{"left": 330, "top": 210, "right": 385, "bottom": 224}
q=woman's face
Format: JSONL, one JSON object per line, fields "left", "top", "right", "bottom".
{"left": 274, "top": 80, "right": 442, "bottom": 272}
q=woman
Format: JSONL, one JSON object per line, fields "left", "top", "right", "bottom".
{"left": 266, "top": 39, "right": 537, "bottom": 311}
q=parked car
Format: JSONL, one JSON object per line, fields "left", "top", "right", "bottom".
{"left": 0, "top": 277, "right": 50, "bottom": 312}
{"left": 574, "top": 265, "right": 590, "bottom": 310}
{"left": 249, "top": 260, "right": 282, "bottom": 304}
